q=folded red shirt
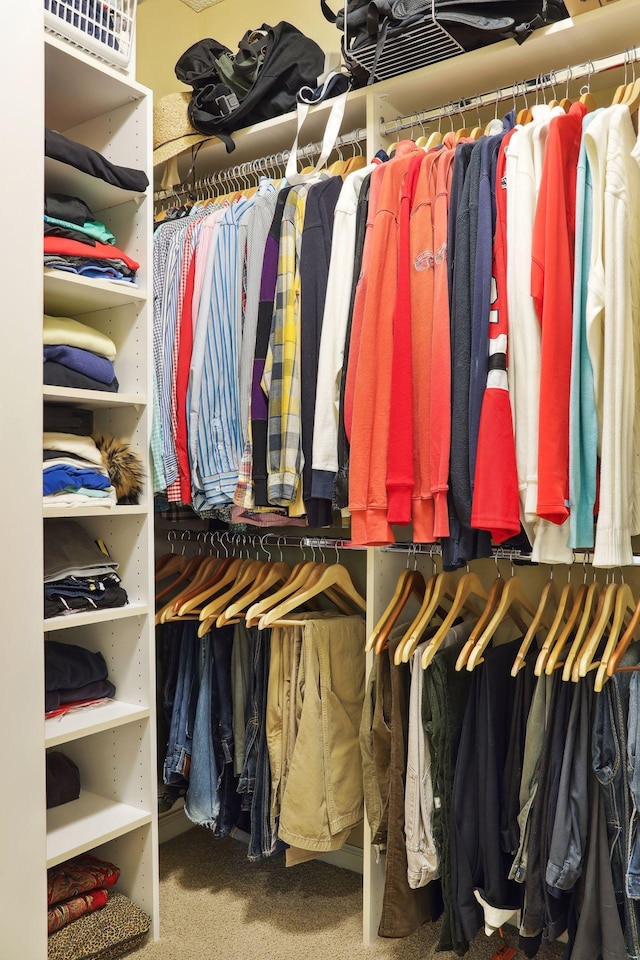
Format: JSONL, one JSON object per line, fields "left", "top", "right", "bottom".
{"left": 44, "top": 237, "right": 140, "bottom": 272}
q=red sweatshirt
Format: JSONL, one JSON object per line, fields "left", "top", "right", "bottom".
{"left": 386, "top": 151, "right": 426, "bottom": 525}
{"left": 533, "top": 102, "right": 586, "bottom": 525}
{"left": 344, "top": 162, "right": 387, "bottom": 443}
{"left": 472, "top": 129, "right": 521, "bottom": 541}
{"left": 349, "top": 141, "right": 420, "bottom": 544}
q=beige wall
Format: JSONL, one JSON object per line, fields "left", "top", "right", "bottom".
{"left": 136, "top": 0, "right": 339, "bottom": 100}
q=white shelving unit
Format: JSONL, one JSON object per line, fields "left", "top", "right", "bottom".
{"left": 0, "top": 12, "right": 157, "bottom": 958}
{"left": 151, "top": 0, "right": 640, "bottom": 950}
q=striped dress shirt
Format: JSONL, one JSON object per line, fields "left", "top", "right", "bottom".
{"left": 191, "top": 197, "right": 252, "bottom": 510}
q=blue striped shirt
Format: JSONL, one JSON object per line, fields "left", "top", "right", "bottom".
{"left": 190, "top": 198, "right": 253, "bottom": 509}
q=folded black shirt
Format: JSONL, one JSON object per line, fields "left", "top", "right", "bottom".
{"left": 44, "top": 221, "right": 97, "bottom": 246}
{"left": 44, "top": 362, "right": 119, "bottom": 393}
{"left": 45, "top": 129, "right": 149, "bottom": 193}
{"left": 45, "top": 191, "right": 96, "bottom": 225}
{"left": 45, "top": 678, "right": 117, "bottom": 713}
{"left": 45, "top": 640, "right": 108, "bottom": 692}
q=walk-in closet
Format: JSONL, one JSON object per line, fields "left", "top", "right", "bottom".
{"left": 5, "top": 0, "right": 640, "bottom": 957}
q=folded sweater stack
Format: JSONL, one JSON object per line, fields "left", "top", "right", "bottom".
{"left": 44, "top": 518, "right": 128, "bottom": 618}
{"left": 45, "top": 640, "right": 116, "bottom": 715}
{"left": 44, "top": 127, "right": 148, "bottom": 285}
{"left": 43, "top": 431, "right": 117, "bottom": 508}
{"left": 44, "top": 313, "right": 119, "bottom": 392}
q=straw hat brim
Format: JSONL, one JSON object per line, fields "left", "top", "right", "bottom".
{"left": 153, "top": 132, "right": 214, "bottom": 168}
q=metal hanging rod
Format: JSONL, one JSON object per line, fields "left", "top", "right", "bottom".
{"left": 154, "top": 126, "right": 368, "bottom": 205}
{"left": 161, "top": 529, "right": 640, "bottom": 567}
{"left": 380, "top": 45, "right": 640, "bottom": 137}
{"left": 162, "top": 529, "right": 368, "bottom": 553}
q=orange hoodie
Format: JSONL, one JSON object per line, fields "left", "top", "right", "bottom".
{"left": 349, "top": 141, "right": 421, "bottom": 545}
{"left": 429, "top": 138, "right": 457, "bottom": 538}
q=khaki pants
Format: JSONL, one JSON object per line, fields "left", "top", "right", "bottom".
{"left": 267, "top": 614, "right": 365, "bottom": 861}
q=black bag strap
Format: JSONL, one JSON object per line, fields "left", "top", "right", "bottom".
{"left": 235, "top": 29, "right": 270, "bottom": 75}
{"left": 367, "top": 16, "right": 389, "bottom": 84}
{"left": 320, "top": 0, "right": 339, "bottom": 22}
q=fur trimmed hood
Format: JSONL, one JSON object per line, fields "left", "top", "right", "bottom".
{"left": 93, "top": 433, "right": 145, "bottom": 505}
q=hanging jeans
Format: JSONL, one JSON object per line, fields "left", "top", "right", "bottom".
{"left": 628, "top": 672, "right": 640, "bottom": 899}
{"left": 184, "top": 634, "right": 220, "bottom": 829}
{"left": 231, "top": 623, "right": 252, "bottom": 777}
{"left": 248, "top": 628, "right": 277, "bottom": 861}
{"left": 164, "top": 623, "right": 200, "bottom": 787}
{"left": 211, "top": 626, "right": 240, "bottom": 838}
{"left": 592, "top": 647, "right": 640, "bottom": 960}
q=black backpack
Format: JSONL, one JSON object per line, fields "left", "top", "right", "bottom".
{"left": 176, "top": 23, "right": 326, "bottom": 153}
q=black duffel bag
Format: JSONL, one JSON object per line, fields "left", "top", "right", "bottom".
{"left": 176, "top": 22, "right": 326, "bottom": 153}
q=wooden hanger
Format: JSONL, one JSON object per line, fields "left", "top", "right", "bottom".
{"left": 574, "top": 581, "right": 619, "bottom": 680}
{"left": 155, "top": 555, "right": 205, "bottom": 606}
{"left": 543, "top": 581, "right": 589, "bottom": 675}
{"left": 455, "top": 574, "right": 505, "bottom": 671}
{"left": 259, "top": 563, "right": 366, "bottom": 628}
{"left": 155, "top": 556, "right": 220, "bottom": 625}
{"left": 366, "top": 567, "right": 426, "bottom": 655}
{"left": 155, "top": 552, "right": 189, "bottom": 581}
{"left": 512, "top": 570, "right": 559, "bottom": 676}
{"left": 421, "top": 571, "right": 488, "bottom": 670}
{"left": 399, "top": 571, "right": 457, "bottom": 664}
{"left": 245, "top": 561, "right": 313, "bottom": 626}
{"left": 217, "top": 562, "right": 291, "bottom": 627}
{"left": 162, "top": 556, "right": 232, "bottom": 621}
{"left": 534, "top": 578, "right": 574, "bottom": 676}
{"left": 171, "top": 557, "right": 245, "bottom": 621}
{"left": 579, "top": 89, "right": 597, "bottom": 113}
{"left": 594, "top": 583, "right": 635, "bottom": 691}
{"left": 559, "top": 579, "right": 600, "bottom": 681}
{"left": 198, "top": 559, "right": 263, "bottom": 621}
{"left": 466, "top": 574, "right": 542, "bottom": 672}
{"left": 606, "top": 591, "right": 640, "bottom": 677}
{"left": 624, "top": 77, "right": 640, "bottom": 119}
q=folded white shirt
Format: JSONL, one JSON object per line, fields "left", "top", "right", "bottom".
{"left": 43, "top": 432, "right": 104, "bottom": 466}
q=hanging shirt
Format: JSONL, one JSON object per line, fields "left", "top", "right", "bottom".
{"left": 311, "top": 165, "right": 375, "bottom": 506}
{"left": 472, "top": 127, "right": 521, "bottom": 542}
{"left": 262, "top": 182, "right": 311, "bottom": 506}
{"left": 349, "top": 141, "right": 421, "bottom": 545}
{"left": 587, "top": 106, "right": 640, "bottom": 566}
{"left": 191, "top": 197, "right": 252, "bottom": 510}
{"left": 533, "top": 101, "right": 587, "bottom": 530}
{"left": 568, "top": 110, "right": 602, "bottom": 550}
{"left": 299, "top": 176, "right": 342, "bottom": 526}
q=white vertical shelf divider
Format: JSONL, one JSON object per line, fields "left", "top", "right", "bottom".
{"left": 11, "top": 18, "right": 161, "bottom": 958}
{"left": 0, "top": 2, "right": 47, "bottom": 957}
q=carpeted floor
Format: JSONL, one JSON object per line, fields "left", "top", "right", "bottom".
{"left": 130, "top": 828, "right": 563, "bottom": 960}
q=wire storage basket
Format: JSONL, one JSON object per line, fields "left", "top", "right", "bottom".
{"left": 344, "top": 0, "right": 464, "bottom": 84}
{"left": 44, "top": 0, "right": 137, "bottom": 70}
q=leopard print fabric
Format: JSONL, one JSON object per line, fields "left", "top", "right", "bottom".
{"left": 48, "top": 892, "right": 150, "bottom": 960}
